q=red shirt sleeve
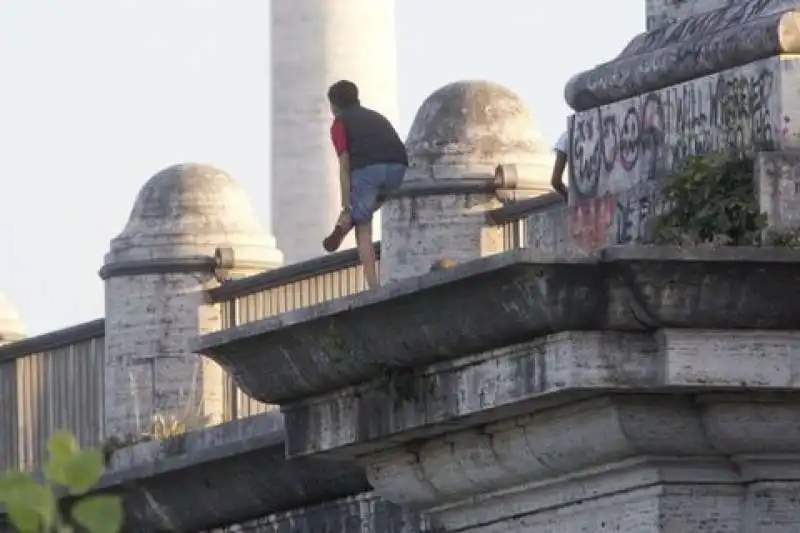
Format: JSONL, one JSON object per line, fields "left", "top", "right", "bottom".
{"left": 330, "top": 118, "right": 348, "bottom": 155}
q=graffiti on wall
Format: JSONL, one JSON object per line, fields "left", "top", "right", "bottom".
{"left": 569, "top": 196, "right": 614, "bottom": 251}
{"left": 567, "top": 185, "right": 665, "bottom": 252}
{"left": 568, "top": 66, "right": 780, "bottom": 202}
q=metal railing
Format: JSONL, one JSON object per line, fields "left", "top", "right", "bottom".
{"left": 0, "top": 195, "right": 570, "bottom": 471}
{"left": 0, "top": 246, "right": 381, "bottom": 470}
{"left": 0, "top": 320, "right": 106, "bottom": 471}
{"left": 208, "top": 244, "right": 380, "bottom": 419}
{"left": 487, "top": 192, "right": 566, "bottom": 250}
{"left": 209, "top": 243, "right": 380, "bottom": 329}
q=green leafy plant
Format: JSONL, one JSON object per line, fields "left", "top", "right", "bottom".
{"left": 0, "top": 431, "right": 123, "bottom": 533}
{"left": 652, "top": 152, "right": 766, "bottom": 245}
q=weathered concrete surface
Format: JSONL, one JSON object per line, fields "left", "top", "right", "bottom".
{"left": 205, "top": 492, "right": 428, "bottom": 533}
{"left": 566, "top": 0, "right": 800, "bottom": 110}
{"left": 351, "top": 391, "right": 800, "bottom": 532}
{"left": 193, "top": 246, "right": 800, "bottom": 406}
{"left": 195, "top": 249, "right": 603, "bottom": 406}
{"left": 563, "top": 56, "right": 800, "bottom": 253}
{"left": 282, "top": 329, "right": 800, "bottom": 458}
{"left": 382, "top": 194, "right": 507, "bottom": 283}
{"left": 381, "top": 80, "right": 552, "bottom": 284}
{"left": 355, "top": 392, "right": 800, "bottom": 532}
{"left": 755, "top": 149, "right": 800, "bottom": 232}
{"left": 526, "top": 201, "right": 572, "bottom": 253}
{"left": 364, "top": 395, "right": 748, "bottom": 529}
{"left": 20, "top": 412, "right": 372, "bottom": 532}
{"left": 569, "top": 56, "right": 800, "bottom": 205}
{"left": 102, "top": 163, "right": 281, "bottom": 437}
{"left": 646, "top": 0, "right": 734, "bottom": 30}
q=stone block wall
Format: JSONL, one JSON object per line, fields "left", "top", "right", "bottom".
{"left": 565, "top": 55, "right": 800, "bottom": 252}
{"left": 382, "top": 193, "right": 505, "bottom": 282}
{"left": 104, "top": 271, "right": 225, "bottom": 438}
{"left": 204, "top": 493, "right": 428, "bottom": 533}
{"left": 755, "top": 150, "right": 800, "bottom": 233}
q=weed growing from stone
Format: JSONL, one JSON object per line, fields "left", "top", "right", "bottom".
{"left": 652, "top": 152, "right": 766, "bottom": 246}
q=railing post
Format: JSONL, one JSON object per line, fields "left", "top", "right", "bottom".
{"left": 227, "top": 298, "right": 239, "bottom": 421}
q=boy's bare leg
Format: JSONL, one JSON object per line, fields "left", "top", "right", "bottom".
{"left": 323, "top": 209, "right": 354, "bottom": 252}
{"left": 324, "top": 192, "right": 390, "bottom": 254}
{"left": 355, "top": 222, "right": 378, "bottom": 288}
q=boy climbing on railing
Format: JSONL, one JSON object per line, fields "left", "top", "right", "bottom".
{"left": 321, "top": 80, "right": 409, "bottom": 289}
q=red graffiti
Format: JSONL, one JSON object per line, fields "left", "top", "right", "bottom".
{"left": 570, "top": 195, "right": 614, "bottom": 251}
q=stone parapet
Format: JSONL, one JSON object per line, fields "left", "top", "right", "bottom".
{"left": 192, "top": 246, "right": 800, "bottom": 405}
{"left": 193, "top": 246, "right": 800, "bottom": 531}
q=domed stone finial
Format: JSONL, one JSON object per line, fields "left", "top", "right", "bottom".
{"left": 381, "top": 80, "right": 553, "bottom": 283}
{"left": 103, "top": 163, "right": 283, "bottom": 274}
{"left": 404, "top": 80, "right": 552, "bottom": 184}
{"left": 101, "top": 162, "right": 282, "bottom": 437}
{"left": 0, "top": 294, "right": 25, "bottom": 346}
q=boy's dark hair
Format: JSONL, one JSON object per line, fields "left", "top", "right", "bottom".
{"left": 327, "top": 80, "right": 360, "bottom": 109}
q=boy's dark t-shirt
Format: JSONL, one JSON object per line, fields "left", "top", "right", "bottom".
{"left": 330, "top": 105, "right": 408, "bottom": 170}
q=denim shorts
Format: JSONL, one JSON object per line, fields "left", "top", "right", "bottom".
{"left": 348, "top": 163, "right": 407, "bottom": 225}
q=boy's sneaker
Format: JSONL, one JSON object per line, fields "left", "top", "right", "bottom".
{"left": 323, "top": 226, "right": 346, "bottom": 253}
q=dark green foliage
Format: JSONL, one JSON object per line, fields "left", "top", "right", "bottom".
{"left": 653, "top": 152, "right": 766, "bottom": 245}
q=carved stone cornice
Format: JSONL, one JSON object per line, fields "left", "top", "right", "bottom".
{"left": 282, "top": 329, "right": 800, "bottom": 459}
{"left": 359, "top": 393, "right": 800, "bottom": 530}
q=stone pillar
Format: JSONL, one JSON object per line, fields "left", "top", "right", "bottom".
{"left": 100, "top": 163, "right": 283, "bottom": 439}
{"left": 380, "top": 80, "right": 553, "bottom": 283}
{"left": 0, "top": 294, "right": 24, "bottom": 346}
{"left": 562, "top": 0, "right": 800, "bottom": 253}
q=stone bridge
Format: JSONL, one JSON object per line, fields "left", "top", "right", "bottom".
{"left": 5, "top": 2, "right": 800, "bottom": 530}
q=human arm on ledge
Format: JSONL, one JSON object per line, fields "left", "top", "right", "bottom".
{"left": 338, "top": 151, "right": 351, "bottom": 209}
{"left": 330, "top": 117, "right": 351, "bottom": 209}
{"left": 551, "top": 150, "right": 569, "bottom": 200}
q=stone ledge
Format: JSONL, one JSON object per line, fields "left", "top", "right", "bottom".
{"left": 429, "top": 457, "right": 741, "bottom": 532}
{"left": 1, "top": 413, "right": 370, "bottom": 532}
{"left": 281, "top": 330, "right": 800, "bottom": 458}
{"left": 565, "top": 0, "right": 800, "bottom": 110}
{"left": 352, "top": 393, "right": 800, "bottom": 529}
{"left": 193, "top": 246, "right": 800, "bottom": 406}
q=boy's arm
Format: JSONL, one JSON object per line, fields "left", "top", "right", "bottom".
{"left": 330, "top": 118, "right": 351, "bottom": 209}
{"left": 338, "top": 152, "right": 351, "bottom": 209}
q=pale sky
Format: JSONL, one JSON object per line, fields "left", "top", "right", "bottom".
{"left": 0, "top": 0, "right": 644, "bottom": 335}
